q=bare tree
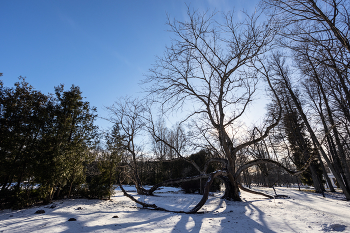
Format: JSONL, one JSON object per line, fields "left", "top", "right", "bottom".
{"left": 107, "top": 97, "right": 149, "bottom": 195}
{"left": 263, "top": 0, "right": 350, "bottom": 53}
{"left": 151, "top": 119, "right": 187, "bottom": 161}
{"left": 107, "top": 96, "right": 207, "bottom": 198}
{"left": 141, "top": 8, "right": 312, "bottom": 206}
{"left": 112, "top": 8, "right": 329, "bottom": 214}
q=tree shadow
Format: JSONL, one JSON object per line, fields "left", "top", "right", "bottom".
{"left": 168, "top": 197, "right": 277, "bottom": 233}
{"left": 0, "top": 194, "right": 278, "bottom": 233}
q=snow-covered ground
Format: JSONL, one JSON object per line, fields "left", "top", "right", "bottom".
{"left": 0, "top": 186, "right": 349, "bottom": 232}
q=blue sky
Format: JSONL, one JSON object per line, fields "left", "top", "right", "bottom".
{"left": 0, "top": 0, "right": 260, "bottom": 130}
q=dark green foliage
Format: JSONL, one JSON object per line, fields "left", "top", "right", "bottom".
{"left": 0, "top": 78, "right": 54, "bottom": 208}
{"left": 180, "top": 178, "right": 220, "bottom": 194}
{"left": 84, "top": 124, "right": 123, "bottom": 199}
{"left": 282, "top": 107, "right": 324, "bottom": 187}
{"left": 138, "top": 150, "right": 221, "bottom": 193}
{"left": 180, "top": 180, "right": 201, "bottom": 193}
{"left": 0, "top": 78, "right": 99, "bottom": 209}
{"left": 159, "top": 150, "right": 217, "bottom": 181}
{"left": 84, "top": 161, "right": 115, "bottom": 199}
{"left": 179, "top": 151, "right": 220, "bottom": 194}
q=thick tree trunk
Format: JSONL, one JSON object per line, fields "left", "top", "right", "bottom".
{"left": 187, "top": 170, "right": 225, "bottom": 213}
{"left": 220, "top": 175, "right": 241, "bottom": 201}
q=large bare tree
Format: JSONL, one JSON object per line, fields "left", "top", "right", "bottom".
{"left": 113, "top": 9, "right": 324, "bottom": 214}
{"left": 143, "top": 9, "right": 309, "bottom": 204}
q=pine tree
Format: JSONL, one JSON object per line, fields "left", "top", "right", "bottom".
{"left": 282, "top": 106, "right": 324, "bottom": 192}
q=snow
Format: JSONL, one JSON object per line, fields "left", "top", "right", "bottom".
{"left": 0, "top": 186, "right": 349, "bottom": 233}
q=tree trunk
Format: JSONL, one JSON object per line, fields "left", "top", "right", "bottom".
{"left": 309, "top": 163, "right": 325, "bottom": 193}
{"left": 44, "top": 187, "right": 54, "bottom": 204}
{"left": 221, "top": 175, "right": 241, "bottom": 201}
{"left": 188, "top": 170, "right": 225, "bottom": 213}
{"left": 318, "top": 107, "right": 347, "bottom": 192}
{"left": 316, "top": 76, "right": 350, "bottom": 191}
{"left": 55, "top": 186, "right": 61, "bottom": 199}
{"left": 316, "top": 149, "right": 335, "bottom": 192}
{"left": 68, "top": 181, "right": 74, "bottom": 197}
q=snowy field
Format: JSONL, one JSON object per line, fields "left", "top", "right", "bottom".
{"left": 0, "top": 186, "right": 349, "bottom": 233}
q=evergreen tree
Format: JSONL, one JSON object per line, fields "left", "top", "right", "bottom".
{"left": 42, "top": 84, "right": 98, "bottom": 200}
{"left": 282, "top": 106, "right": 324, "bottom": 191}
{"left": 0, "top": 78, "right": 54, "bottom": 207}
{"left": 0, "top": 79, "right": 98, "bottom": 208}
{"left": 85, "top": 124, "right": 124, "bottom": 199}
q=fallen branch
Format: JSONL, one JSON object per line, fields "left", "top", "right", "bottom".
{"left": 187, "top": 170, "right": 224, "bottom": 213}
{"left": 238, "top": 183, "right": 274, "bottom": 199}
{"left": 118, "top": 175, "right": 186, "bottom": 213}
{"left": 118, "top": 170, "right": 225, "bottom": 214}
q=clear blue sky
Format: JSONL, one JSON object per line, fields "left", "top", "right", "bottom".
{"left": 0, "top": 0, "right": 260, "bottom": 131}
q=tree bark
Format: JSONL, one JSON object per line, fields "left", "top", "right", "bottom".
{"left": 309, "top": 163, "right": 325, "bottom": 193}
{"left": 318, "top": 153, "right": 335, "bottom": 192}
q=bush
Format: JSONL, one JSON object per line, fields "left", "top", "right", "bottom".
{"left": 83, "top": 159, "right": 116, "bottom": 199}
{"left": 181, "top": 178, "right": 221, "bottom": 194}
{"left": 181, "top": 180, "right": 200, "bottom": 193}
{"left": 83, "top": 174, "right": 114, "bottom": 199}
